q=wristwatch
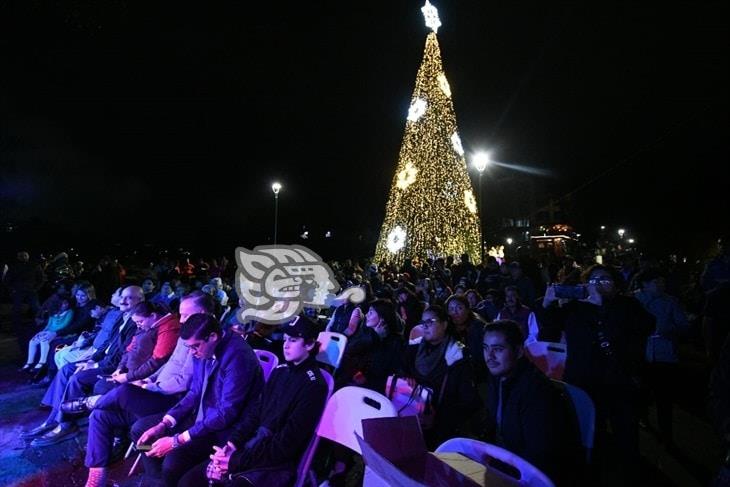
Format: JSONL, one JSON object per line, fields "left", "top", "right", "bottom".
{"left": 172, "top": 433, "right": 180, "bottom": 449}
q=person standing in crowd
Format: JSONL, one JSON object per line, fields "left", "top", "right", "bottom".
{"left": 634, "top": 269, "right": 689, "bottom": 447}
{"left": 131, "top": 313, "right": 263, "bottom": 486}
{"left": 496, "top": 285, "right": 539, "bottom": 345}
{"left": 541, "top": 264, "right": 654, "bottom": 485}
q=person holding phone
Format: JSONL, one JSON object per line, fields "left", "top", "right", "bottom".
{"left": 540, "top": 264, "right": 654, "bottom": 484}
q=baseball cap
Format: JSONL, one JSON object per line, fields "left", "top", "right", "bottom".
{"left": 284, "top": 315, "right": 319, "bottom": 340}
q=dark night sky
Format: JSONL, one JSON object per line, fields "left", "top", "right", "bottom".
{"left": 1, "top": 1, "right": 727, "bottom": 258}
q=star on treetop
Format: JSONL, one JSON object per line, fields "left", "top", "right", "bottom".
{"left": 421, "top": 0, "right": 441, "bottom": 33}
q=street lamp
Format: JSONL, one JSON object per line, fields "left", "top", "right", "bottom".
{"left": 272, "top": 182, "right": 282, "bottom": 245}
{"left": 617, "top": 228, "right": 625, "bottom": 238}
{"left": 472, "top": 151, "right": 491, "bottom": 263}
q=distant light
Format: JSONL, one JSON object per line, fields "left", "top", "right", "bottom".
{"left": 576, "top": 233, "right": 582, "bottom": 238}
{"left": 421, "top": 0, "right": 441, "bottom": 33}
{"left": 506, "top": 238, "right": 513, "bottom": 245}
{"left": 617, "top": 228, "right": 626, "bottom": 237}
{"left": 325, "top": 231, "right": 332, "bottom": 238}
{"left": 271, "top": 182, "right": 282, "bottom": 194}
{"left": 628, "top": 238, "right": 635, "bottom": 244}
{"left": 600, "top": 225, "right": 606, "bottom": 230}
{"left": 472, "top": 152, "right": 491, "bottom": 173}
{"left": 300, "top": 231, "right": 309, "bottom": 239}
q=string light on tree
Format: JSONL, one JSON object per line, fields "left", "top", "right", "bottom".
{"left": 374, "top": 1, "right": 481, "bottom": 265}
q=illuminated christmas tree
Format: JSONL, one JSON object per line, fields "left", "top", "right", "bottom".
{"left": 374, "top": 1, "right": 481, "bottom": 266}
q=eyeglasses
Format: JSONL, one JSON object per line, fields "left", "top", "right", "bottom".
{"left": 588, "top": 277, "right": 613, "bottom": 285}
{"left": 419, "top": 318, "right": 440, "bottom": 328}
{"left": 184, "top": 335, "right": 211, "bottom": 352}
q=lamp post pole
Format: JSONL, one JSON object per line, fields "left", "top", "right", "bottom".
{"left": 472, "top": 152, "right": 491, "bottom": 264}
{"left": 272, "top": 182, "right": 282, "bottom": 245}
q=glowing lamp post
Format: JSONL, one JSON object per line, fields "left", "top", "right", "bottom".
{"left": 472, "top": 152, "right": 491, "bottom": 263}
{"left": 272, "top": 182, "right": 282, "bottom": 245}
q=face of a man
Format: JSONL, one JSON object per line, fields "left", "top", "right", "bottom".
{"left": 504, "top": 289, "right": 518, "bottom": 308}
{"left": 178, "top": 298, "right": 207, "bottom": 324}
{"left": 184, "top": 331, "right": 219, "bottom": 360}
{"left": 283, "top": 334, "right": 314, "bottom": 364}
{"left": 119, "top": 287, "right": 144, "bottom": 313}
{"left": 483, "top": 331, "right": 522, "bottom": 377}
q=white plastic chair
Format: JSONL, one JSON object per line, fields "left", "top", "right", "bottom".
{"left": 253, "top": 349, "right": 279, "bottom": 382}
{"left": 435, "top": 438, "right": 555, "bottom": 487}
{"left": 315, "top": 331, "right": 347, "bottom": 371}
{"left": 552, "top": 380, "right": 595, "bottom": 462}
{"left": 525, "top": 341, "right": 567, "bottom": 380}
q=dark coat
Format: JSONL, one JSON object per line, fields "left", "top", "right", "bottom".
{"left": 93, "top": 314, "right": 137, "bottom": 374}
{"left": 228, "top": 356, "right": 328, "bottom": 476}
{"left": 541, "top": 295, "right": 654, "bottom": 391}
{"left": 401, "top": 338, "right": 481, "bottom": 448}
{"left": 167, "top": 333, "right": 264, "bottom": 439}
{"left": 484, "top": 358, "right": 582, "bottom": 486}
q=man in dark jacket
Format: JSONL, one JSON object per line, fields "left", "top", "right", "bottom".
{"left": 133, "top": 313, "right": 264, "bottom": 487}
{"left": 22, "top": 285, "right": 144, "bottom": 446}
{"left": 178, "top": 314, "right": 329, "bottom": 486}
{"left": 483, "top": 320, "right": 581, "bottom": 486}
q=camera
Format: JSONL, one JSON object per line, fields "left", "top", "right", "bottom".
{"left": 553, "top": 284, "right": 588, "bottom": 300}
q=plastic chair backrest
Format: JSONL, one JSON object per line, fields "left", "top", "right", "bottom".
{"left": 253, "top": 349, "right": 279, "bottom": 382}
{"left": 317, "top": 386, "right": 397, "bottom": 454}
{"left": 552, "top": 379, "right": 595, "bottom": 460}
{"left": 315, "top": 331, "right": 347, "bottom": 370}
{"left": 293, "top": 368, "right": 335, "bottom": 487}
{"left": 525, "top": 341, "right": 566, "bottom": 380}
{"left": 435, "top": 438, "right": 555, "bottom": 487}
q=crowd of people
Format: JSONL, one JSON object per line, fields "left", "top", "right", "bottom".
{"left": 0, "top": 237, "right": 728, "bottom": 486}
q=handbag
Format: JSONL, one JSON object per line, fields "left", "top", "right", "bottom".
{"left": 385, "top": 375, "right": 438, "bottom": 430}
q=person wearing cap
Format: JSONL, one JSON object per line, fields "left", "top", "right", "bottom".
{"left": 131, "top": 313, "right": 264, "bottom": 487}
{"left": 177, "top": 314, "right": 329, "bottom": 486}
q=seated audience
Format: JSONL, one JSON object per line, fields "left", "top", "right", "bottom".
{"left": 177, "top": 315, "right": 329, "bottom": 486}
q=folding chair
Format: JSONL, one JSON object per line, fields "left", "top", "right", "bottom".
{"left": 552, "top": 380, "right": 595, "bottom": 462}
{"left": 436, "top": 438, "right": 555, "bottom": 487}
{"left": 253, "top": 349, "right": 279, "bottom": 382}
{"left": 294, "top": 386, "right": 397, "bottom": 487}
{"left": 315, "top": 331, "right": 347, "bottom": 372}
{"left": 525, "top": 341, "right": 567, "bottom": 380}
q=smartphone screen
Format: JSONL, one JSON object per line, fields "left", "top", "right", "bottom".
{"left": 136, "top": 443, "right": 152, "bottom": 452}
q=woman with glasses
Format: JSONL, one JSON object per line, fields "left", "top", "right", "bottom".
{"left": 541, "top": 264, "right": 654, "bottom": 484}
{"left": 400, "top": 305, "right": 481, "bottom": 449}
{"left": 335, "top": 299, "right": 404, "bottom": 394}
